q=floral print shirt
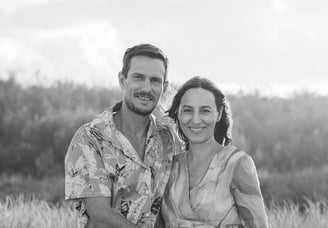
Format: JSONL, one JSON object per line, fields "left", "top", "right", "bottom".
{"left": 65, "top": 102, "right": 174, "bottom": 228}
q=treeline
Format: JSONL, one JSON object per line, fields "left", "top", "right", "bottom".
{"left": 230, "top": 92, "right": 328, "bottom": 173}
{"left": 0, "top": 77, "right": 121, "bottom": 177}
{"left": 1, "top": 77, "right": 328, "bottom": 177}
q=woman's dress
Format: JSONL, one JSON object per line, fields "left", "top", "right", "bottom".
{"left": 161, "top": 144, "right": 268, "bottom": 228}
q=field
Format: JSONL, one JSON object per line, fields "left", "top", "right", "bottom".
{"left": 0, "top": 194, "right": 327, "bottom": 228}
{"left": 1, "top": 79, "right": 328, "bottom": 227}
{"left": 0, "top": 194, "right": 75, "bottom": 228}
{"left": 1, "top": 174, "right": 328, "bottom": 228}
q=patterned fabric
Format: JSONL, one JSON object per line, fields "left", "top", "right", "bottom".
{"left": 161, "top": 144, "right": 268, "bottom": 228}
{"left": 65, "top": 102, "right": 174, "bottom": 228}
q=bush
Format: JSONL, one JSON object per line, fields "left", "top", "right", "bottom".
{"left": 260, "top": 167, "right": 328, "bottom": 207}
{"left": 0, "top": 174, "right": 65, "bottom": 204}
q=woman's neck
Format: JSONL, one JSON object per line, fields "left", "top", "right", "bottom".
{"left": 187, "top": 138, "right": 223, "bottom": 189}
{"left": 188, "top": 138, "right": 222, "bottom": 162}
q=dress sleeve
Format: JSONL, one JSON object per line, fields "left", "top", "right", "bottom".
{"left": 231, "top": 155, "right": 269, "bottom": 228}
{"left": 65, "top": 126, "right": 112, "bottom": 200}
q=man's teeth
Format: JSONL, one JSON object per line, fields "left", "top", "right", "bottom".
{"left": 137, "top": 95, "right": 151, "bottom": 101}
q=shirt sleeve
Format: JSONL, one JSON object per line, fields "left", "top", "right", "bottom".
{"left": 65, "top": 126, "right": 112, "bottom": 200}
{"left": 231, "top": 155, "right": 269, "bottom": 228}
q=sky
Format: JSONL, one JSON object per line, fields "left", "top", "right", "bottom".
{"left": 0, "top": 0, "right": 327, "bottom": 97}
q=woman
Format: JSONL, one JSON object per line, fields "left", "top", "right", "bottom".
{"left": 161, "top": 76, "right": 268, "bottom": 228}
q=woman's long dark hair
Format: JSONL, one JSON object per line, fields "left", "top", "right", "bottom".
{"left": 167, "top": 76, "right": 233, "bottom": 150}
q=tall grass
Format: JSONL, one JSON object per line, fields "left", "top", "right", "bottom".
{"left": 268, "top": 199, "right": 328, "bottom": 228}
{"left": 0, "top": 194, "right": 327, "bottom": 228}
{"left": 0, "top": 194, "right": 75, "bottom": 228}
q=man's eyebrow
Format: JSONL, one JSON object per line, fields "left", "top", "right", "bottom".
{"left": 132, "top": 72, "right": 143, "bottom": 76}
{"left": 180, "top": 105, "right": 192, "bottom": 108}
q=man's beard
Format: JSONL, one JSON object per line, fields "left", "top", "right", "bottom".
{"left": 125, "top": 98, "right": 155, "bottom": 116}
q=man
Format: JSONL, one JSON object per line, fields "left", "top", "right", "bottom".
{"left": 65, "top": 44, "right": 175, "bottom": 228}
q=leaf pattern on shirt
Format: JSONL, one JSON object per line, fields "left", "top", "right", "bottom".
{"left": 65, "top": 104, "right": 174, "bottom": 228}
{"left": 151, "top": 196, "right": 163, "bottom": 215}
{"left": 80, "top": 143, "right": 97, "bottom": 177}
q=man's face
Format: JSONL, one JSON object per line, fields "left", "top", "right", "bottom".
{"left": 120, "top": 55, "right": 168, "bottom": 116}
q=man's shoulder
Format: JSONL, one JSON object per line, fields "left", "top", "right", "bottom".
{"left": 152, "top": 115, "right": 174, "bottom": 135}
{"left": 89, "top": 108, "right": 113, "bottom": 127}
{"left": 66, "top": 108, "right": 115, "bottom": 152}
{"left": 78, "top": 108, "right": 115, "bottom": 136}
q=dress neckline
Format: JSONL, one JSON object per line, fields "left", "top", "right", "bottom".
{"left": 184, "top": 144, "right": 235, "bottom": 209}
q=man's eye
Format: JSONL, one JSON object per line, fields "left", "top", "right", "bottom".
{"left": 133, "top": 74, "right": 143, "bottom": 80}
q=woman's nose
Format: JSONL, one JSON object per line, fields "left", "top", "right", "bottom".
{"left": 192, "top": 112, "right": 201, "bottom": 124}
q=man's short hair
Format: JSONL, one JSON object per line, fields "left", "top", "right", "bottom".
{"left": 121, "top": 44, "right": 168, "bottom": 81}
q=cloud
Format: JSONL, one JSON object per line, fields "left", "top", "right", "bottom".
{"left": 268, "top": 0, "right": 288, "bottom": 12}
{"left": 0, "top": 0, "right": 65, "bottom": 14}
{"left": 0, "top": 20, "right": 126, "bottom": 87}
{"left": 0, "top": 38, "right": 46, "bottom": 69}
{"left": 34, "top": 21, "right": 124, "bottom": 68}
{"left": 1, "top": 0, "right": 327, "bottom": 95}
{"left": 0, "top": 39, "right": 19, "bottom": 64}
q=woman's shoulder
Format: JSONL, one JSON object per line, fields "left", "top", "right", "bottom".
{"left": 226, "top": 146, "right": 259, "bottom": 182}
{"left": 219, "top": 144, "right": 248, "bottom": 162}
{"left": 214, "top": 144, "right": 257, "bottom": 173}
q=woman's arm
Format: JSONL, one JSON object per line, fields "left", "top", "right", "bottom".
{"left": 231, "top": 155, "right": 269, "bottom": 228}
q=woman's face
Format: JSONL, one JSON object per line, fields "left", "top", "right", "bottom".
{"left": 178, "top": 88, "right": 220, "bottom": 146}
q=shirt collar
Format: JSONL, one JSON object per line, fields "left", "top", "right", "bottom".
{"left": 105, "top": 102, "right": 163, "bottom": 165}
{"left": 108, "top": 101, "right": 157, "bottom": 140}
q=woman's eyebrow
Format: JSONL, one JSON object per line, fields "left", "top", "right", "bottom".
{"left": 200, "top": 105, "right": 214, "bottom": 109}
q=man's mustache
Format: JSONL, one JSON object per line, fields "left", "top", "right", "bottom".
{"left": 134, "top": 92, "right": 155, "bottom": 100}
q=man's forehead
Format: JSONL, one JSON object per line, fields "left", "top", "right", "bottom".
{"left": 130, "top": 55, "right": 165, "bottom": 65}
{"left": 128, "top": 56, "right": 166, "bottom": 76}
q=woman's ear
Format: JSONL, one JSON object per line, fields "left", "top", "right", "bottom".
{"left": 217, "top": 106, "right": 223, "bottom": 122}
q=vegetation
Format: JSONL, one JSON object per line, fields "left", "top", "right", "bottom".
{"left": 0, "top": 194, "right": 327, "bottom": 228}
{"left": 0, "top": 194, "right": 75, "bottom": 228}
{"left": 2, "top": 77, "right": 328, "bottom": 177}
{"left": 268, "top": 199, "right": 328, "bottom": 228}
{"left": 1, "top": 75, "right": 328, "bottom": 226}
{"left": 0, "top": 77, "right": 121, "bottom": 176}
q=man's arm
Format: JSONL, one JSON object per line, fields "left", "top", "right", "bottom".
{"left": 84, "top": 197, "right": 139, "bottom": 228}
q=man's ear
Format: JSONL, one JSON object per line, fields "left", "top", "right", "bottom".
{"left": 163, "top": 80, "right": 169, "bottom": 94}
{"left": 118, "top": 72, "right": 125, "bottom": 88}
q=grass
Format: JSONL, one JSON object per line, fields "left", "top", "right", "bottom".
{"left": 259, "top": 166, "right": 328, "bottom": 207}
{"left": 1, "top": 172, "right": 327, "bottom": 228}
{"left": 268, "top": 199, "right": 328, "bottom": 228}
{"left": 0, "top": 194, "right": 75, "bottom": 228}
{"left": 0, "top": 194, "right": 327, "bottom": 228}
{"left": 0, "top": 174, "right": 64, "bottom": 203}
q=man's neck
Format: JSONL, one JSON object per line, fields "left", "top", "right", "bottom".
{"left": 114, "top": 103, "right": 151, "bottom": 141}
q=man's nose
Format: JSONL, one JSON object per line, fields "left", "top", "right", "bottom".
{"left": 141, "top": 79, "right": 152, "bottom": 91}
